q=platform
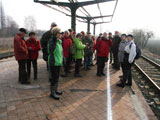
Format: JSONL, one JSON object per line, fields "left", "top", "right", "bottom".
{"left": 0, "top": 56, "right": 157, "bottom": 120}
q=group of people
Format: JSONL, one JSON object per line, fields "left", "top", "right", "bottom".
{"left": 14, "top": 28, "right": 41, "bottom": 84}
{"left": 14, "top": 22, "right": 137, "bottom": 100}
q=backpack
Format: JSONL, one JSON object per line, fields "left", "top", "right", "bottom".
{"left": 130, "top": 43, "right": 141, "bottom": 59}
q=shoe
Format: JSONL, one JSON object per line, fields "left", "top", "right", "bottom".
{"left": 21, "top": 81, "right": 31, "bottom": 85}
{"left": 61, "top": 74, "right": 67, "bottom": 77}
{"left": 74, "top": 74, "right": 82, "bottom": 77}
{"left": 50, "top": 94, "right": 60, "bottom": 100}
{"left": 90, "top": 64, "right": 94, "bottom": 66}
{"left": 101, "top": 73, "right": 105, "bottom": 76}
{"left": 96, "top": 73, "right": 102, "bottom": 77}
{"left": 126, "top": 83, "right": 132, "bottom": 86}
{"left": 87, "top": 67, "right": 91, "bottom": 70}
{"left": 50, "top": 86, "right": 60, "bottom": 100}
{"left": 116, "top": 83, "right": 125, "bottom": 88}
{"left": 56, "top": 91, "right": 63, "bottom": 95}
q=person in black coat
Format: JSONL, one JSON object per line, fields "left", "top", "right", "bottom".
{"left": 112, "top": 31, "right": 121, "bottom": 70}
{"left": 40, "top": 22, "right": 57, "bottom": 70}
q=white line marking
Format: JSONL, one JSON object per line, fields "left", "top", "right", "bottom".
{"left": 106, "top": 62, "right": 112, "bottom": 120}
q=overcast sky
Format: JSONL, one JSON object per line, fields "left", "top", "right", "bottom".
{"left": 2, "top": 0, "right": 160, "bottom": 38}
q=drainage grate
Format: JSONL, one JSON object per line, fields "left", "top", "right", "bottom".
{"left": 70, "top": 89, "right": 105, "bottom": 92}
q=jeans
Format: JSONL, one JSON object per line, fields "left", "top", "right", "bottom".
{"left": 89, "top": 55, "right": 93, "bottom": 65}
{"left": 84, "top": 55, "right": 91, "bottom": 69}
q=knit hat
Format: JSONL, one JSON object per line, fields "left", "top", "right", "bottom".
{"left": 19, "top": 28, "right": 27, "bottom": 34}
{"left": 51, "top": 22, "right": 57, "bottom": 26}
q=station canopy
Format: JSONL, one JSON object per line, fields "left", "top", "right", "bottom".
{"left": 36, "top": 0, "right": 117, "bottom": 23}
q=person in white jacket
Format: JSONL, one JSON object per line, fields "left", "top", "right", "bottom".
{"left": 117, "top": 34, "right": 136, "bottom": 88}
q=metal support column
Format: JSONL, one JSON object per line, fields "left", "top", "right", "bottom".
{"left": 87, "top": 19, "right": 91, "bottom": 33}
{"left": 93, "top": 23, "right": 96, "bottom": 35}
{"left": 71, "top": 8, "right": 77, "bottom": 31}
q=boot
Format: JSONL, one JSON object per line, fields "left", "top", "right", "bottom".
{"left": 50, "top": 86, "right": 60, "bottom": 100}
{"left": 55, "top": 83, "right": 62, "bottom": 95}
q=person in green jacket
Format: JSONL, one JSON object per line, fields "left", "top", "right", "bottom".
{"left": 74, "top": 33, "right": 86, "bottom": 77}
{"left": 48, "top": 27, "right": 63, "bottom": 100}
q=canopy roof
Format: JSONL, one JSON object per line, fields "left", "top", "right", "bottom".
{"left": 35, "top": 0, "right": 118, "bottom": 23}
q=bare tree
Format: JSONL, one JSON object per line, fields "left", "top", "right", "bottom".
{"left": 24, "top": 16, "right": 37, "bottom": 31}
{"left": 132, "top": 29, "right": 154, "bottom": 48}
{"left": 5, "top": 16, "right": 19, "bottom": 37}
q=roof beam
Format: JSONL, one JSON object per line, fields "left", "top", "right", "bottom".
{"left": 76, "top": 15, "right": 113, "bottom": 20}
{"left": 34, "top": 0, "right": 115, "bottom": 9}
{"left": 34, "top": 0, "right": 71, "bottom": 7}
{"left": 77, "top": 0, "right": 115, "bottom": 7}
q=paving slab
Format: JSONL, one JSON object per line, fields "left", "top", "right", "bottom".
{"left": 0, "top": 56, "right": 157, "bottom": 120}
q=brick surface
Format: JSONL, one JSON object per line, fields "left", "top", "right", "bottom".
{"left": 0, "top": 55, "right": 156, "bottom": 120}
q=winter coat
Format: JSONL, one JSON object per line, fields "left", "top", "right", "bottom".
{"left": 48, "top": 36, "right": 63, "bottom": 66}
{"left": 26, "top": 38, "right": 41, "bottom": 60}
{"left": 96, "top": 37, "right": 113, "bottom": 57}
{"left": 40, "top": 30, "right": 52, "bottom": 61}
{"left": 14, "top": 34, "right": 28, "bottom": 61}
{"left": 82, "top": 36, "right": 93, "bottom": 56}
{"left": 62, "top": 36, "right": 72, "bottom": 58}
{"left": 124, "top": 40, "right": 137, "bottom": 64}
{"left": 118, "top": 40, "right": 127, "bottom": 63}
{"left": 112, "top": 35, "right": 121, "bottom": 54}
{"left": 74, "top": 38, "right": 86, "bottom": 59}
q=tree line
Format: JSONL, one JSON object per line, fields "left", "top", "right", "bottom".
{"left": 0, "top": 4, "right": 45, "bottom": 37}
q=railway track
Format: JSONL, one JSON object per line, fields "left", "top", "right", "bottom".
{"left": 134, "top": 55, "right": 160, "bottom": 93}
{"left": 133, "top": 55, "right": 160, "bottom": 119}
{"left": 0, "top": 51, "right": 14, "bottom": 60}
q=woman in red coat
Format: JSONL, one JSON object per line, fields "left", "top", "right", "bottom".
{"left": 61, "top": 31, "right": 72, "bottom": 77}
{"left": 26, "top": 32, "right": 41, "bottom": 80}
{"left": 96, "top": 32, "right": 113, "bottom": 77}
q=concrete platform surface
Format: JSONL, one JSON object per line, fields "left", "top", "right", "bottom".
{"left": 0, "top": 57, "right": 157, "bottom": 120}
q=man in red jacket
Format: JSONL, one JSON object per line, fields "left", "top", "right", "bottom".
{"left": 14, "top": 28, "right": 30, "bottom": 84}
{"left": 96, "top": 32, "right": 113, "bottom": 77}
{"left": 26, "top": 32, "right": 41, "bottom": 80}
